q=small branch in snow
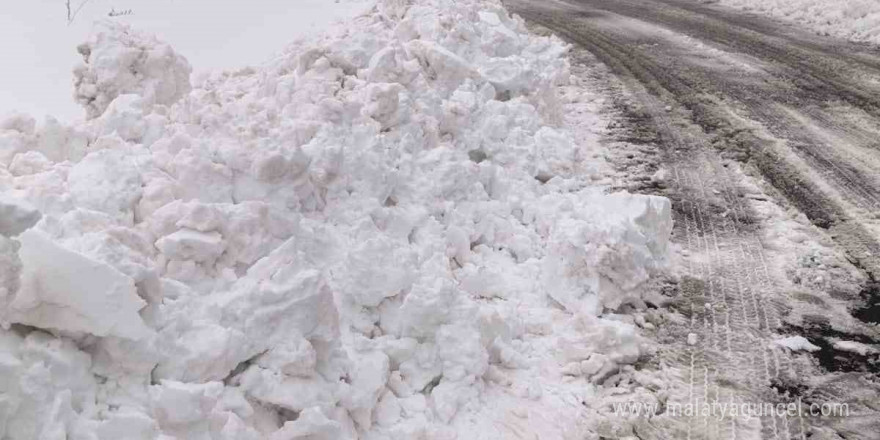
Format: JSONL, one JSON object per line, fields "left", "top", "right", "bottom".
{"left": 66, "top": 0, "right": 93, "bottom": 25}
{"left": 108, "top": 7, "right": 134, "bottom": 18}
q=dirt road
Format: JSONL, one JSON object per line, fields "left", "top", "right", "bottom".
{"left": 508, "top": 1, "right": 880, "bottom": 438}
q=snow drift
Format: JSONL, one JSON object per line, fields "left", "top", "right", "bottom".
{"left": 706, "top": 0, "right": 880, "bottom": 46}
{"left": 0, "top": 0, "right": 672, "bottom": 438}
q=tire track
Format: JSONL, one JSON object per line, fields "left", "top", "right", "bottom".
{"left": 509, "top": 0, "right": 880, "bottom": 279}
{"left": 507, "top": 1, "right": 880, "bottom": 438}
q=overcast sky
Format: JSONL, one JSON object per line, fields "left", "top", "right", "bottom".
{"left": 0, "top": 0, "right": 369, "bottom": 123}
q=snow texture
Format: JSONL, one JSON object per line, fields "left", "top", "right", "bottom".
{"left": 73, "top": 22, "right": 193, "bottom": 119}
{"left": 4, "top": 229, "right": 152, "bottom": 340}
{"left": 0, "top": 194, "right": 41, "bottom": 237}
{"left": 772, "top": 335, "right": 821, "bottom": 352}
{"left": 0, "top": 0, "right": 673, "bottom": 438}
{"left": 707, "top": 0, "right": 880, "bottom": 46}
{"left": 832, "top": 340, "right": 878, "bottom": 356}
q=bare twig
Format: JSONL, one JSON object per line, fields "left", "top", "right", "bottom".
{"left": 108, "top": 7, "right": 134, "bottom": 17}
{"left": 66, "top": 0, "right": 93, "bottom": 25}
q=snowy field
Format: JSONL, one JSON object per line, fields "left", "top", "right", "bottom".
{"left": 0, "top": 0, "right": 674, "bottom": 438}
{"left": 703, "top": 0, "right": 880, "bottom": 45}
{"left": 0, "top": 0, "right": 372, "bottom": 122}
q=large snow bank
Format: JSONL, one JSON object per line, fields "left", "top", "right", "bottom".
{"left": 707, "top": 0, "right": 880, "bottom": 45}
{"left": 0, "top": 0, "right": 672, "bottom": 438}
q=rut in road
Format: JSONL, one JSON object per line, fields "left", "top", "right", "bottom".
{"left": 509, "top": 1, "right": 880, "bottom": 439}
{"left": 664, "top": 124, "right": 805, "bottom": 440}
{"left": 509, "top": 0, "right": 880, "bottom": 281}
{"left": 626, "top": 72, "right": 808, "bottom": 440}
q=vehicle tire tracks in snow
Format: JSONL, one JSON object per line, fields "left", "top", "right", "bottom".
{"left": 511, "top": 0, "right": 880, "bottom": 280}
{"left": 509, "top": 0, "right": 880, "bottom": 438}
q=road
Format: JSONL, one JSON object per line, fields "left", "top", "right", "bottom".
{"left": 506, "top": 1, "right": 880, "bottom": 439}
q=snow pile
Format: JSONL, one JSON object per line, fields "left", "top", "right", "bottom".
{"left": 0, "top": 0, "right": 672, "bottom": 438}
{"left": 707, "top": 0, "right": 880, "bottom": 45}
{"left": 73, "top": 22, "right": 193, "bottom": 119}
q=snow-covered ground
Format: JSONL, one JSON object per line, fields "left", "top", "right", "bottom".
{"left": 0, "top": 0, "right": 372, "bottom": 122}
{"left": 0, "top": 0, "right": 674, "bottom": 438}
{"left": 703, "top": 0, "right": 880, "bottom": 45}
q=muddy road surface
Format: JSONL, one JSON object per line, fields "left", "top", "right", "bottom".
{"left": 508, "top": 0, "right": 880, "bottom": 439}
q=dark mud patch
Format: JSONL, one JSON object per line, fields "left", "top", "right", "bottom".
{"left": 781, "top": 321, "right": 880, "bottom": 374}
{"left": 666, "top": 276, "right": 710, "bottom": 319}
{"left": 678, "top": 275, "right": 708, "bottom": 297}
{"left": 769, "top": 376, "right": 809, "bottom": 400}
{"left": 853, "top": 281, "right": 880, "bottom": 325}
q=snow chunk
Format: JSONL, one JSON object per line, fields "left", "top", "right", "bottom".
{"left": 0, "top": 195, "right": 41, "bottom": 237}
{"left": 154, "top": 235, "right": 340, "bottom": 382}
{"left": 3, "top": 229, "right": 151, "bottom": 340}
{"left": 832, "top": 340, "right": 878, "bottom": 356}
{"left": 333, "top": 235, "right": 417, "bottom": 307}
{"left": 0, "top": 112, "right": 36, "bottom": 134}
{"left": 149, "top": 380, "right": 260, "bottom": 440}
{"left": 772, "top": 335, "right": 821, "bottom": 352}
{"left": 155, "top": 229, "right": 226, "bottom": 263}
{"left": 0, "top": 331, "right": 97, "bottom": 440}
{"left": 73, "top": 21, "right": 192, "bottom": 119}
{"left": 270, "top": 407, "right": 345, "bottom": 440}
{"left": 67, "top": 148, "right": 143, "bottom": 220}
{"left": 150, "top": 381, "right": 221, "bottom": 428}
{"left": 405, "top": 40, "right": 481, "bottom": 92}
{"left": 542, "top": 192, "right": 673, "bottom": 314}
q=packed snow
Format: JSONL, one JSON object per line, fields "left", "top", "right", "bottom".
{"left": 0, "top": 0, "right": 674, "bottom": 438}
{"left": 704, "top": 0, "right": 880, "bottom": 45}
{"left": 772, "top": 335, "right": 821, "bottom": 352}
{"left": 832, "top": 340, "right": 878, "bottom": 356}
